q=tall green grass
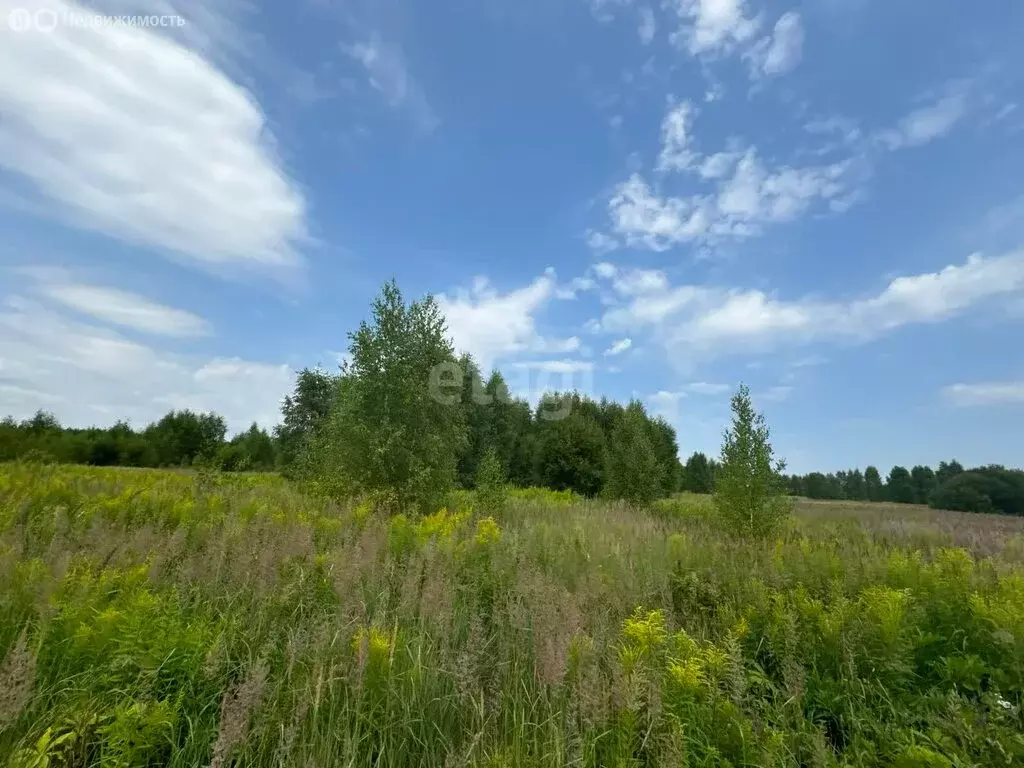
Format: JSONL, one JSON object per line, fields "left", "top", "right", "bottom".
{"left": 1, "top": 464, "right": 1023, "bottom": 766}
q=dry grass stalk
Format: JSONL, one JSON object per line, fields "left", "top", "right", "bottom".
{"left": 0, "top": 627, "right": 37, "bottom": 727}
{"left": 209, "top": 657, "right": 269, "bottom": 768}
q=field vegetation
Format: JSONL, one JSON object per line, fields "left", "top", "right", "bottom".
{"left": 2, "top": 464, "right": 1024, "bottom": 767}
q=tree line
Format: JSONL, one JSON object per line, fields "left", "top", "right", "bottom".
{"left": 0, "top": 410, "right": 276, "bottom": 471}
{"left": 677, "top": 452, "right": 1024, "bottom": 517}
{"left": 2, "top": 279, "right": 1021, "bottom": 517}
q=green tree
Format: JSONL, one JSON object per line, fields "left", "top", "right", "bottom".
{"left": 804, "top": 472, "right": 831, "bottom": 499}
{"left": 311, "top": 280, "right": 467, "bottom": 512}
{"left": 843, "top": 468, "right": 867, "bottom": 500}
{"left": 647, "top": 416, "right": 681, "bottom": 495}
{"left": 604, "top": 401, "right": 664, "bottom": 506}
{"left": 713, "top": 385, "right": 791, "bottom": 537}
{"left": 936, "top": 460, "right": 964, "bottom": 487}
{"left": 886, "top": 466, "right": 915, "bottom": 504}
{"left": 276, "top": 367, "right": 339, "bottom": 471}
{"left": 682, "top": 451, "right": 715, "bottom": 493}
{"left": 534, "top": 395, "right": 605, "bottom": 497}
{"left": 910, "top": 465, "right": 937, "bottom": 505}
{"left": 146, "top": 410, "right": 226, "bottom": 466}
{"left": 865, "top": 465, "right": 884, "bottom": 501}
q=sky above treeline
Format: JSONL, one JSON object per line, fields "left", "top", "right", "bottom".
{"left": 1, "top": 0, "right": 1023, "bottom": 472}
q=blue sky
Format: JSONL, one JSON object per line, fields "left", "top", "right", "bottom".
{"left": 1, "top": 0, "right": 1023, "bottom": 473}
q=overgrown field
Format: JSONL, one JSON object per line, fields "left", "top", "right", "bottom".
{"left": 2, "top": 465, "right": 1024, "bottom": 767}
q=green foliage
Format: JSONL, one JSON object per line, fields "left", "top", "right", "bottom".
{"left": 308, "top": 280, "right": 467, "bottom": 512}
{"left": 888, "top": 465, "right": 916, "bottom": 504}
{"left": 681, "top": 451, "right": 716, "bottom": 494}
{"left": 930, "top": 466, "right": 1024, "bottom": 516}
{"left": 603, "top": 401, "right": 664, "bottom": 506}
{"left": 475, "top": 447, "right": 508, "bottom": 512}
{"left": 911, "top": 465, "right": 938, "bottom": 504}
{"left": 865, "top": 465, "right": 885, "bottom": 501}
{"left": 275, "top": 367, "right": 339, "bottom": 471}
{"left": 713, "top": 384, "right": 792, "bottom": 537}
{"left": 3, "top": 464, "right": 1024, "bottom": 767}
{"left": 0, "top": 410, "right": 270, "bottom": 471}
{"left": 534, "top": 396, "right": 606, "bottom": 497}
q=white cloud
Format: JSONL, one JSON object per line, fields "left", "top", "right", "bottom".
{"left": 745, "top": 12, "right": 804, "bottom": 79}
{"left": 594, "top": 262, "right": 618, "bottom": 279}
{"left": 437, "top": 273, "right": 575, "bottom": 371}
{"left": 716, "top": 148, "right": 851, "bottom": 230}
{"left": 697, "top": 150, "right": 740, "bottom": 179}
{"left": 510, "top": 360, "right": 594, "bottom": 373}
{"left": 638, "top": 6, "right": 657, "bottom": 44}
{"left": 586, "top": 0, "right": 632, "bottom": 23}
{"left": 0, "top": 297, "right": 291, "bottom": 431}
{"left": 608, "top": 174, "right": 710, "bottom": 250}
{"left": 343, "top": 34, "right": 438, "bottom": 132}
{"left": 606, "top": 149, "right": 855, "bottom": 250}
{"left": 944, "top": 382, "right": 1024, "bottom": 407}
{"left": 596, "top": 250, "right": 1024, "bottom": 362}
{"left": 30, "top": 275, "right": 210, "bottom": 337}
{"left": 613, "top": 267, "right": 669, "bottom": 295}
{"left": 604, "top": 338, "right": 633, "bottom": 356}
{"left": 555, "top": 277, "right": 596, "bottom": 300}
{"left": 0, "top": 0, "right": 307, "bottom": 274}
{"left": 657, "top": 99, "right": 698, "bottom": 171}
{"left": 648, "top": 389, "right": 685, "bottom": 420}
{"left": 686, "top": 381, "right": 731, "bottom": 395}
{"left": 587, "top": 230, "right": 619, "bottom": 254}
{"left": 759, "top": 384, "right": 793, "bottom": 402}
{"left": 668, "top": 0, "right": 759, "bottom": 55}
{"left": 877, "top": 91, "right": 968, "bottom": 150}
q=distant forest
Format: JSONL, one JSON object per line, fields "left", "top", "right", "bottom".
{"left": 3, "top": 392, "right": 1023, "bottom": 517}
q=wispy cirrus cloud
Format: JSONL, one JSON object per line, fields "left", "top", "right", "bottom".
{"left": 943, "top": 381, "right": 1024, "bottom": 407}
{"left": 36, "top": 280, "right": 211, "bottom": 338}
{"left": 342, "top": 34, "right": 438, "bottom": 132}
{"left": 876, "top": 88, "right": 970, "bottom": 150}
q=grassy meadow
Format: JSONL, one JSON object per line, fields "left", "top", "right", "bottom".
{"left": 1, "top": 463, "right": 1024, "bottom": 767}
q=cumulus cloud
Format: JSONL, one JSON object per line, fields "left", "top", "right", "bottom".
{"left": 668, "top": 0, "right": 759, "bottom": 55}
{"left": 606, "top": 149, "right": 855, "bottom": 250}
{"left": 943, "top": 381, "right": 1024, "bottom": 407}
{"left": 0, "top": 0, "right": 307, "bottom": 274}
{"left": 0, "top": 296, "right": 292, "bottom": 431}
{"left": 594, "top": 251, "right": 1024, "bottom": 361}
{"left": 745, "top": 12, "right": 804, "bottom": 78}
{"left": 437, "top": 272, "right": 577, "bottom": 371}
{"left": 607, "top": 175, "right": 710, "bottom": 250}
{"left": 657, "top": 99, "right": 699, "bottom": 171}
